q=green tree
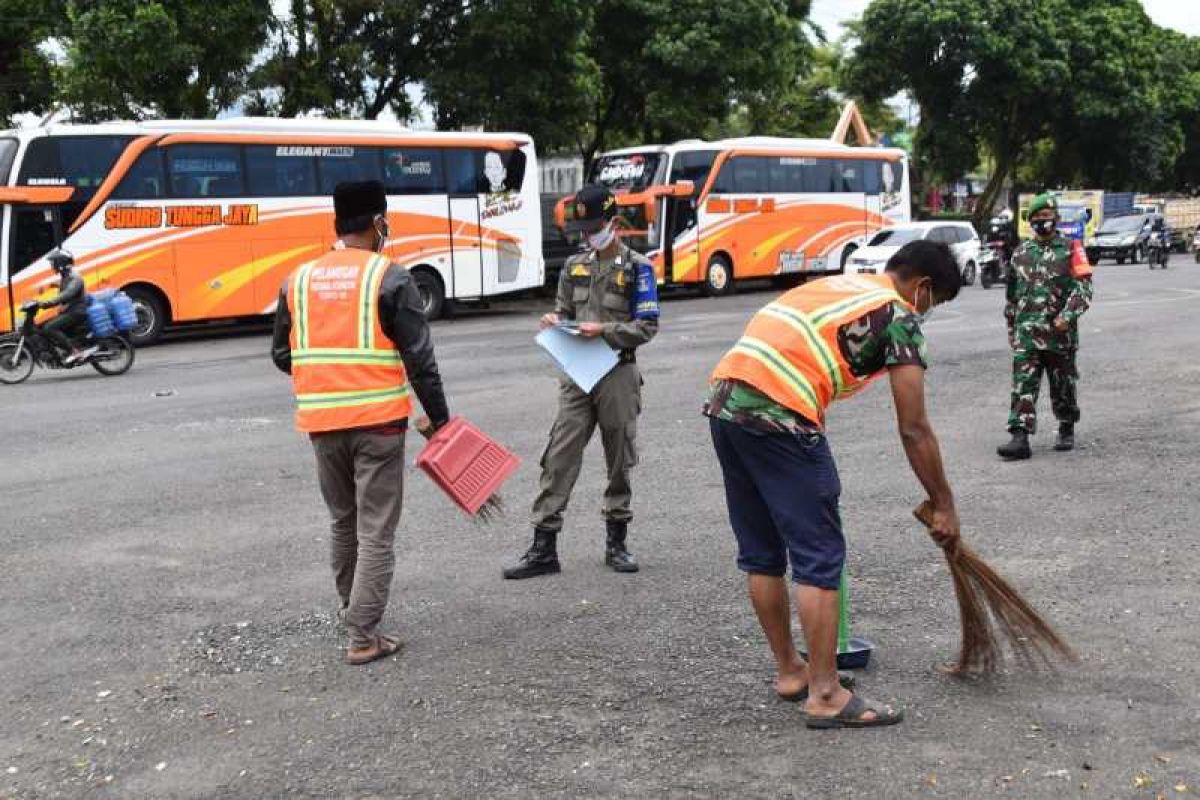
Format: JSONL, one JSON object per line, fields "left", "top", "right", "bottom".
{"left": 248, "top": 0, "right": 460, "bottom": 120}
{"left": 426, "top": 0, "right": 816, "bottom": 167}
{"left": 0, "top": 0, "right": 66, "bottom": 127}
{"left": 423, "top": 0, "right": 597, "bottom": 156}
{"left": 59, "top": 0, "right": 272, "bottom": 120}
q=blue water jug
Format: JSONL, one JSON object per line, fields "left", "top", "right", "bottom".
{"left": 86, "top": 294, "right": 116, "bottom": 337}
{"left": 107, "top": 291, "right": 138, "bottom": 333}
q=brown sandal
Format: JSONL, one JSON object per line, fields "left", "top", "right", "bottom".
{"left": 346, "top": 634, "right": 403, "bottom": 666}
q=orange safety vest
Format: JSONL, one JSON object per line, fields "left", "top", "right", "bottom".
{"left": 711, "top": 273, "right": 914, "bottom": 428}
{"left": 287, "top": 248, "right": 412, "bottom": 433}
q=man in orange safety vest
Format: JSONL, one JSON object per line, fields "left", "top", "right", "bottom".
{"left": 272, "top": 181, "right": 450, "bottom": 666}
{"left": 705, "top": 240, "right": 962, "bottom": 729}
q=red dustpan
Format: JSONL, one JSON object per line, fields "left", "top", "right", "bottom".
{"left": 415, "top": 416, "right": 520, "bottom": 516}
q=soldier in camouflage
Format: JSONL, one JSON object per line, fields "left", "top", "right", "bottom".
{"left": 997, "top": 193, "right": 1093, "bottom": 460}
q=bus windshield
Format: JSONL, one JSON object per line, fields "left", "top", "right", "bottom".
{"left": 0, "top": 137, "right": 17, "bottom": 183}
{"left": 590, "top": 152, "right": 664, "bottom": 192}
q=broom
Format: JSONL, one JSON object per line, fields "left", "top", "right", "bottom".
{"left": 913, "top": 501, "right": 1076, "bottom": 674}
{"left": 414, "top": 416, "right": 508, "bottom": 524}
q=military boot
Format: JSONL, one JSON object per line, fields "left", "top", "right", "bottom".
{"left": 502, "top": 528, "right": 561, "bottom": 580}
{"left": 997, "top": 430, "right": 1032, "bottom": 460}
{"left": 1054, "top": 423, "right": 1075, "bottom": 452}
{"left": 604, "top": 520, "right": 639, "bottom": 573}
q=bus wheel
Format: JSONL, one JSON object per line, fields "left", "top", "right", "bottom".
{"left": 123, "top": 285, "right": 169, "bottom": 346}
{"left": 702, "top": 255, "right": 734, "bottom": 297}
{"left": 412, "top": 269, "right": 445, "bottom": 319}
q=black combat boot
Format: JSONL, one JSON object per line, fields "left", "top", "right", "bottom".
{"left": 997, "top": 430, "right": 1032, "bottom": 460}
{"left": 1054, "top": 423, "right": 1075, "bottom": 452}
{"left": 502, "top": 528, "right": 561, "bottom": 580}
{"left": 604, "top": 520, "right": 639, "bottom": 573}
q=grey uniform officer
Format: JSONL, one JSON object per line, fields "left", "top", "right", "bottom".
{"left": 503, "top": 184, "right": 660, "bottom": 579}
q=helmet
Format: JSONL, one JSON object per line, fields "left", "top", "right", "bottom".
{"left": 563, "top": 184, "right": 617, "bottom": 234}
{"left": 1027, "top": 193, "right": 1058, "bottom": 218}
{"left": 47, "top": 248, "right": 75, "bottom": 274}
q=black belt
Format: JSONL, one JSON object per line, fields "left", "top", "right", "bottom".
{"left": 618, "top": 350, "right": 636, "bottom": 364}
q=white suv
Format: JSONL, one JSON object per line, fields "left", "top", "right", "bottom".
{"left": 847, "top": 221, "right": 983, "bottom": 285}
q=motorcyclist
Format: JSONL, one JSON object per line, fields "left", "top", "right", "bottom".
{"left": 37, "top": 249, "right": 92, "bottom": 364}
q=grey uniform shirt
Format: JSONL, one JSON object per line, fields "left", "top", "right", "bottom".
{"left": 555, "top": 244, "right": 660, "bottom": 352}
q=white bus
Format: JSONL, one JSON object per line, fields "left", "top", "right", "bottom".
{"left": 568, "top": 137, "right": 910, "bottom": 294}
{"left": 0, "top": 119, "right": 544, "bottom": 344}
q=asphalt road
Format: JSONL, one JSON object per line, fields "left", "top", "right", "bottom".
{"left": 2, "top": 256, "right": 1198, "bottom": 799}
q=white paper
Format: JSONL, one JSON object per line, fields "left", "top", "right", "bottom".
{"left": 535, "top": 325, "right": 620, "bottom": 393}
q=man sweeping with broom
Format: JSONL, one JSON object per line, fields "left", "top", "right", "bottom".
{"left": 705, "top": 240, "right": 962, "bottom": 729}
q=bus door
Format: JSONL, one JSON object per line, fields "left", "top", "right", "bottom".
{"left": 479, "top": 148, "right": 529, "bottom": 296}
{"left": 666, "top": 151, "right": 718, "bottom": 283}
{"left": 446, "top": 151, "right": 483, "bottom": 299}
{"left": 5, "top": 204, "right": 63, "bottom": 327}
{"left": 864, "top": 159, "right": 882, "bottom": 233}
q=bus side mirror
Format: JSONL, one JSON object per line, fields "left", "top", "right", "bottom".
{"left": 1085, "top": 208, "right": 1093, "bottom": 221}
{"left": 669, "top": 180, "right": 694, "bottom": 198}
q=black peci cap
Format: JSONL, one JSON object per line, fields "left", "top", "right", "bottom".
{"left": 563, "top": 184, "right": 617, "bottom": 234}
{"left": 333, "top": 180, "right": 387, "bottom": 235}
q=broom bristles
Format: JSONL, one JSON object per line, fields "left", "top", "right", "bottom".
{"left": 914, "top": 501, "right": 1076, "bottom": 674}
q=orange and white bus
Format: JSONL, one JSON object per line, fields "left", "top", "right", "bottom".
{"left": 0, "top": 119, "right": 543, "bottom": 344}
{"left": 573, "top": 137, "right": 910, "bottom": 294}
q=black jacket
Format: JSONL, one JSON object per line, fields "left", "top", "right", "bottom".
{"left": 46, "top": 271, "right": 88, "bottom": 315}
{"left": 271, "top": 261, "right": 449, "bottom": 427}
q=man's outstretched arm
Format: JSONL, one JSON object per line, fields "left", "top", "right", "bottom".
{"left": 888, "top": 363, "right": 959, "bottom": 545}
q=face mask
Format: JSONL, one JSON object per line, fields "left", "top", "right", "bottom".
{"left": 1031, "top": 218, "right": 1056, "bottom": 237}
{"left": 586, "top": 222, "right": 616, "bottom": 252}
{"left": 373, "top": 218, "right": 389, "bottom": 253}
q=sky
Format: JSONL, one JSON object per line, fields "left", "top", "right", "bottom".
{"left": 810, "top": 0, "right": 1200, "bottom": 40}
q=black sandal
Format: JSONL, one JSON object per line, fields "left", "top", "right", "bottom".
{"left": 805, "top": 694, "right": 904, "bottom": 729}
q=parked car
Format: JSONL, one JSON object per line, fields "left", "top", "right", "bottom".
{"left": 847, "top": 221, "right": 983, "bottom": 285}
{"left": 1085, "top": 213, "right": 1160, "bottom": 265}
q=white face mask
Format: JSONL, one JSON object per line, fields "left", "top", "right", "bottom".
{"left": 585, "top": 222, "right": 616, "bottom": 252}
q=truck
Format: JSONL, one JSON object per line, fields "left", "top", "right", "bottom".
{"left": 1134, "top": 196, "right": 1200, "bottom": 252}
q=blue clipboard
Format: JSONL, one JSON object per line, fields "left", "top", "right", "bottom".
{"left": 535, "top": 325, "right": 620, "bottom": 393}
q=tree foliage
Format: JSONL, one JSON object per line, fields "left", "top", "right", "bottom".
{"left": 426, "top": 0, "right": 817, "bottom": 167}
{"left": 247, "top": 0, "right": 460, "bottom": 120}
{"left": 59, "top": 0, "right": 272, "bottom": 120}
{"left": 0, "top": 0, "right": 66, "bottom": 126}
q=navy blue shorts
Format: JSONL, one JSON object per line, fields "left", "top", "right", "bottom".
{"left": 708, "top": 416, "right": 845, "bottom": 589}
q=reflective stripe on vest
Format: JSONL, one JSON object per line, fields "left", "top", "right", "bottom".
{"left": 711, "top": 274, "right": 912, "bottom": 427}
{"left": 288, "top": 250, "right": 412, "bottom": 433}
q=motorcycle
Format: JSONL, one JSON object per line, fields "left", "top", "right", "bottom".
{"left": 1146, "top": 228, "right": 1170, "bottom": 270}
{"left": 1192, "top": 226, "right": 1200, "bottom": 264}
{"left": 979, "top": 240, "right": 1009, "bottom": 289}
{"left": 0, "top": 301, "right": 135, "bottom": 385}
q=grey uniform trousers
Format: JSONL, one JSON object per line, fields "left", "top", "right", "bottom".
{"left": 311, "top": 429, "right": 405, "bottom": 650}
{"left": 531, "top": 362, "right": 641, "bottom": 532}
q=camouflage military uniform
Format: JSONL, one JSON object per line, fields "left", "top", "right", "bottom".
{"left": 1004, "top": 234, "right": 1093, "bottom": 433}
{"left": 530, "top": 243, "right": 659, "bottom": 532}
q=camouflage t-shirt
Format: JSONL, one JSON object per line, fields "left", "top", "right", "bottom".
{"left": 704, "top": 300, "right": 927, "bottom": 434}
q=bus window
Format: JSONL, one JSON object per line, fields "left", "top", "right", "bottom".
{"left": 482, "top": 148, "right": 526, "bottom": 194}
{"left": 246, "top": 145, "right": 317, "bottom": 196}
{"left": 18, "top": 136, "right": 133, "bottom": 229}
{"left": 863, "top": 160, "right": 882, "bottom": 194}
{"left": 669, "top": 151, "right": 718, "bottom": 195}
{"left": 802, "top": 159, "right": 836, "bottom": 193}
{"left": 11, "top": 207, "right": 59, "bottom": 278}
{"left": 836, "top": 160, "right": 865, "bottom": 193}
{"left": 382, "top": 148, "right": 445, "bottom": 195}
{"left": 167, "top": 144, "right": 245, "bottom": 198}
{"left": 317, "top": 147, "right": 381, "bottom": 193}
{"left": 445, "top": 149, "right": 481, "bottom": 195}
{"left": 769, "top": 157, "right": 806, "bottom": 193}
{"left": 733, "top": 157, "right": 769, "bottom": 194}
{"left": 0, "top": 138, "right": 18, "bottom": 184}
{"left": 112, "top": 150, "right": 166, "bottom": 199}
